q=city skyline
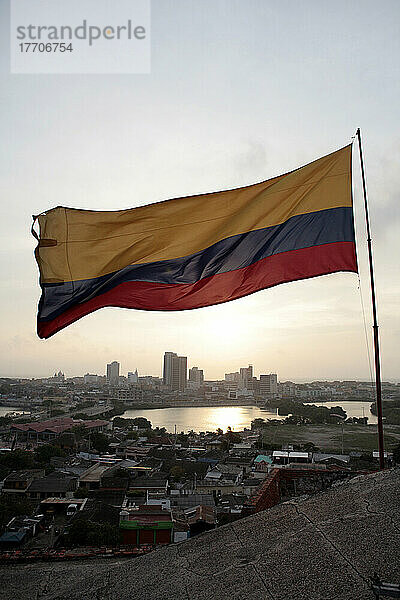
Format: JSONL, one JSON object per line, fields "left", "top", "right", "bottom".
{"left": 0, "top": 1, "right": 399, "bottom": 381}
{"left": 3, "top": 358, "right": 399, "bottom": 385}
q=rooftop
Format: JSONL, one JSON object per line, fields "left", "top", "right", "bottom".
{"left": 253, "top": 454, "right": 273, "bottom": 464}
{"left": 3, "top": 469, "right": 44, "bottom": 482}
{"left": 123, "top": 505, "right": 173, "bottom": 524}
{"left": 129, "top": 478, "right": 168, "bottom": 489}
{"left": 184, "top": 505, "right": 216, "bottom": 525}
{"left": 11, "top": 417, "right": 109, "bottom": 434}
{"left": 28, "top": 473, "right": 77, "bottom": 493}
{"left": 79, "top": 463, "right": 111, "bottom": 482}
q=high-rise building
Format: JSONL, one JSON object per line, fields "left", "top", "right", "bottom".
{"left": 239, "top": 365, "right": 253, "bottom": 389}
{"left": 188, "top": 366, "right": 204, "bottom": 388}
{"left": 106, "top": 361, "right": 120, "bottom": 386}
{"left": 163, "top": 352, "right": 187, "bottom": 391}
{"left": 163, "top": 352, "right": 176, "bottom": 386}
{"left": 225, "top": 372, "right": 240, "bottom": 382}
{"left": 259, "top": 373, "right": 278, "bottom": 396}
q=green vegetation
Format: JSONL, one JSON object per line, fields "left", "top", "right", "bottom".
{"left": 220, "top": 427, "right": 242, "bottom": 451}
{"left": 265, "top": 398, "right": 347, "bottom": 423}
{"left": 34, "top": 444, "right": 66, "bottom": 464}
{"left": 0, "top": 495, "right": 35, "bottom": 532}
{"left": 170, "top": 465, "right": 186, "bottom": 482}
{"left": 51, "top": 408, "right": 65, "bottom": 416}
{"left": 90, "top": 432, "right": 110, "bottom": 453}
{"left": 144, "top": 426, "right": 167, "bottom": 439}
{"left": 0, "top": 382, "right": 13, "bottom": 395}
{"left": 0, "top": 449, "right": 34, "bottom": 471}
{"left": 371, "top": 399, "right": 400, "bottom": 424}
{"left": 113, "top": 416, "right": 152, "bottom": 430}
{"left": 0, "top": 445, "right": 71, "bottom": 476}
{"left": 109, "top": 467, "right": 130, "bottom": 480}
{"left": 65, "top": 518, "right": 121, "bottom": 547}
{"left": 176, "top": 432, "right": 190, "bottom": 446}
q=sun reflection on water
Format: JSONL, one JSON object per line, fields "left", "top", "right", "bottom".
{"left": 121, "top": 405, "right": 285, "bottom": 433}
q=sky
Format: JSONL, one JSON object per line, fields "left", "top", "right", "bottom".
{"left": 0, "top": 0, "right": 399, "bottom": 381}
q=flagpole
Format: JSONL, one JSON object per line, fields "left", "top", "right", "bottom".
{"left": 356, "top": 128, "right": 385, "bottom": 470}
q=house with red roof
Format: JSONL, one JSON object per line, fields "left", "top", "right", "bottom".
{"left": 10, "top": 417, "right": 109, "bottom": 442}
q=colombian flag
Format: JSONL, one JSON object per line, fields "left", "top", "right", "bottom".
{"left": 34, "top": 144, "right": 357, "bottom": 339}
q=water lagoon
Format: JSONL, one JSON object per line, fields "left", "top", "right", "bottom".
{"left": 119, "top": 401, "right": 376, "bottom": 433}
{"left": 310, "top": 401, "right": 377, "bottom": 424}
{"left": 120, "top": 405, "right": 283, "bottom": 433}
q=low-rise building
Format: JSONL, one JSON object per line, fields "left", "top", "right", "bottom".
{"left": 272, "top": 451, "right": 311, "bottom": 465}
{"left": 115, "top": 443, "right": 151, "bottom": 461}
{"left": 119, "top": 505, "right": 173, "bottom": 545}
{"left": 184, "top": 505, "right": 216, "bottom": 536}
{"left": 253, "top": 454, "right": 273, "bottom": 472}
{"left": 2, "top": 469, "right": 45, "bottom": 496}
{"left": 0, "top": 514, "right": 45, "bottom": 548}
{"left": 11, "top": 417, "right": 110, "bottom": 441}
{"left": 39, "top": 497, "right": 87, "bottom": 515}
{"left": 313, "top": 453, "right": 350, "bottom": 465}
{"left": 26, "top": 472, "right": 77, "bottom": 500}
{"left": 79, "top": 463, "right": 111, "bottom": 491}
{"left": 129, "top": 478, "right": 169, "bottom": 495}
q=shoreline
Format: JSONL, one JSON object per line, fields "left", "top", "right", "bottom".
{"left": 114, "top": 400, "right": 265, "bottom": 411}
{"left": 115, "top": 398, "right": 374, "bottom": 412}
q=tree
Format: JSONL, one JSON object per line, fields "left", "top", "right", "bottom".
{"left": 328, "top": 406, "right": 347, "bottom": 420}
{"left": 73, "top": 487, "right": 90, "bottom": 499}
{"left": 251, "top": 418, "right": 266, "bottom": 430}
{"left": 51, "top": 408, "right": 65, "bottom": 417}
{"left": 0, "top": 495, "right": 35, "bottom": 530}
{"left": 176, "top": 432, "right": 189, "bottom": 446}
{"left": 302, "top": 442, "right": 320, "bottom": 452}
{"left": 66, "top": 519, "right": 121, "bottom": 547}
{"left": 220, "top": 429, "right": 242, "bottom": 451}
{"left": 34, "top": 444, "right": 66, "bottom": 464}
{"left": 111, "top": 467, "right": 130, "bottom": 479}
{"left": 153, "top": 426, "right": 167, "bottom": 435}
{"left": 0, "top": 449, "right": 34, "bottom": 471}
{"left": 71, "top": 424, "right": 89, "bottom": 437}
{"left": 132, "top": 417, "right": 152, "bottom": 429}
{"left": 170, "top": 465, "right": 186, "bottom": 482}
{"left": 56, "top": 432, "right": 76, "bottom": 450}
{"left": 90, "top": 432, "right": 110, "bottom": 453}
